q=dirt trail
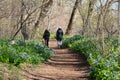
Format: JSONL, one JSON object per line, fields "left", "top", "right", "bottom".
{"left": 23, "top": 40, "right": 90, "bottom": 80}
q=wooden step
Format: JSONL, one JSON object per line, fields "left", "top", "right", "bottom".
{"left": 47, "top": 60, "right": 87, "bottom": 65}
{"left": 52, "top": 54, "right": 80, "bottom": 59}
{"left": 50, "top": 58, "right": 81, "bottom": 62}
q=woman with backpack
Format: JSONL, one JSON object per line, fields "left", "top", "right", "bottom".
{"left": 56, "top": 28, "right": 63, "bottom": 48}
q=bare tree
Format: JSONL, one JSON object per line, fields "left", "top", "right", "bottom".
{"left": 0, "top": 0, "right": 119, "bottom": 41}
{"left": 20, "top": 0, "right": 29, "bottom": 40}
{"left": 65, "top": 0, "right": 79, "bottom": 35}
{"left": 118, "top": 0, "right": 120, "bottom": 53}
{"left": 81, "top": 0, "right": 96, "bottom": 35}
{"left": 96, "top": 0, "right": 116, "bottom": 35}
{"left": 10, "top": 0, "right": 44, "bottom": 40}
{"left": 95, "top": 0, "right": 117, "bottom": 53}
{"left": 31, "top": 0, "right": 53, "bottom": 39}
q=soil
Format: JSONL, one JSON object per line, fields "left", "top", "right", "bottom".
{"left": 23, "top": 40, "right": 90, "bottom": 80}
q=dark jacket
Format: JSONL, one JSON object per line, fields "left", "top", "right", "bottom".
{"left": 56, "top": 28, "right": 63, "bottom": 41}
{"left": 43, "top": 29, "right": 50, "bottom": 40}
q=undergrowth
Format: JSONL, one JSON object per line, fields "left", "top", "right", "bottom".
{"left": 63, "top": 35, "right": 120, "bottom": 80}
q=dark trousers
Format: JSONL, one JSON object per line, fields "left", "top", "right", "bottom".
{"left": 45, "top": 39, "right": 49, "bottom": 46}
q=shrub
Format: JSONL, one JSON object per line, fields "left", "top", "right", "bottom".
{"left": 62, "top": 35, "right": 85, "bottom": 48}
{"left": 50, "top": 32, "right": 56, "bottom": 39}
{"left": 63, "top": 35, "right": 120, "bottom": 80}
{"left": 0, "top": 39, "right": 54, "bottom": 66}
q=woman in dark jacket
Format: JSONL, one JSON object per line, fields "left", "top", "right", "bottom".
{"left": 56, "top": 28, "right": 63, "bottom": 48}
{"left": 43, "top": 29, "right": 50, "bottom": 46}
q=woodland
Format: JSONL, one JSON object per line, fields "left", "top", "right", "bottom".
{"left": 0, "top": 0, "right": 120, "bottom": 80}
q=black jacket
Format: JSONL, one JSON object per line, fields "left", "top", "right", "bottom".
{"left": 56, "top": 28, "right": 63, "bottom": 41}
{"left": 43, "top": 29, "right": 50, "bottom": 40}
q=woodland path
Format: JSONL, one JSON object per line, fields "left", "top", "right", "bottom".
{"left": 23, "top": 40, "right": 90, "bottom": 80}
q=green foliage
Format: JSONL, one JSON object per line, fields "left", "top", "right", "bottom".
{"left": 89, "top": 54, "right": 120, "bottom": 80}
{"left": 0, "top": 39, "right": 54, "bottom": 66}
{"left": 104, "top": 37, "right": 119, "bottom": 54}
{"left": 50, "top": 32, "right": 70, "bottom": 40}
{"left": 0, "top": 75, "right": 3, "bottom": 80}
{"left": 63, "top": 35, "right": 120, "bottom": 80}
{"left": 50, "top": 32, "right": 56, "bottom": 39}
{"left": 63, "top": 35, "right": 70, "bottom": 40}
{"left": 62, "top": 35, "right": 85, "bottom": 48}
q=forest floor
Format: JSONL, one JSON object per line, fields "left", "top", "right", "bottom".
{"left": 23, "top": 40, "right": 90, "bottom": 80}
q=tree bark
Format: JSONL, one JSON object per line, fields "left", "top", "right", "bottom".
{"left": 20, "top": 0, "right": 29, "bottom": 40}
{"left": 118, "top": 0, "right": 120, "bottom": 53}
{"left": 81, "top": 0, "right": 95, "bottom": 35}
{"left": 31, "top": 0, "right": 53, "bottom": 39}
{"left": 10, "top": 1, "right": 42, "bottom": 40}
{"left": 95, "top": 0, "right": 116, "bottom": 54}
{"left": 65, "top": 0, "right": 79, "bottom": 35}
{"left": 96, "top": 0, "right": 116, "bottom": 35}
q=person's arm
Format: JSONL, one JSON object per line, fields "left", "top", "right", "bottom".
{"left": 62, "top": 30, "right": 63, "bottom": 36}
{"left": 56, "top": 30, "right": 58, "bottom": 39}
{"left": 48, "top": 32, "right": 50, "bottom": 38}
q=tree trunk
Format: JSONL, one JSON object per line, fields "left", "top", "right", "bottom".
{"left": 96, "top": 0, "right": 115, "bottom": 36}
{"left": 95, "top": 0, "right": 116, "bottom": 54}
{"left": 31, "top": 0, "right": 53, "bottom": 39}
{"left": 65, "top": 0, "right": 79, "bottom": 35}
{"left": 20, "top": 0, "right": 29, "bottom": 40}
{"left": 82, "top": 0, "right": 95, "bottom": 35}
{"left": 10, "top": 0, "right": 40, "bottom": 40}
{"left": 118, "top": 0, "right": 120, "bottom": 53}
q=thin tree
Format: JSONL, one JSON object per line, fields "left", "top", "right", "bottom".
{"left": 20, "top": 0, "right": 29, "bottom": 40}
{"left": 95, "top": 0, "right": 116, "bottom": 53}
{"left": 10, "top": 0, "right": 43, "bottom": 40}
{"left": 118, "top": 0, "right": 120, "bottom": 54}
{"left": 81, "top": 0, "right": 96, "bottom": 35}
{"left": 65, "top": 0, "right": 79, "bottom": 35}
{"left": 31, "top": 0, "right": 53, "bottom": 39}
